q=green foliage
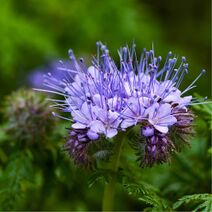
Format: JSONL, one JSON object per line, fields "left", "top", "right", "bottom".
{"left": 0, "top": 151, "right": 33, "bottom": 210}
{"left": 123, "top": 181, "right": 171, "bottom": 211}
{"left": 173, "top": 193, "right": 212, "bottom": 211}
{"left": 88, "top": 169, "right": 114, "bottom": 188}
{"left": 0, "top": 89, "right": 71, "bottom": 210}
{"left": 192, "top": 95, "right": 212, "bottom": 130}
{"left": 0, "top": 0, "right": 57, "bottom": 76}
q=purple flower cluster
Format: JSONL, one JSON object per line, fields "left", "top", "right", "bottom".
{"left": 40, "top": 42, "right": 206, "bottom": 166}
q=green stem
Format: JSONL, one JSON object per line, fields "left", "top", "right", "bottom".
{"left": 102, "top": 133, "right": 125, "bottom": 211}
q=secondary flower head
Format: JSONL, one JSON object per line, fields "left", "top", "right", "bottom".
{"left": 38, "top": 42, "right": 208, "bottom": 166}
{"left": 4, "top": 89, "right": 55, "bottom": 144}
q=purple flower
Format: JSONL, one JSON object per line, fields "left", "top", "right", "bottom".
{"left": 71, "top": 102, "right": 100, "bottom": 140}
{"left": 38, "top": 42, "right": 207, "bottom": 166}
{"left": 92, "top": 108, "right": 122, "bottom": 138}
{"left": 145, "top": 103, "right": 177, "bottom": 134}
{"left": 121, "top": 97, "right": 146, "bottom": 129}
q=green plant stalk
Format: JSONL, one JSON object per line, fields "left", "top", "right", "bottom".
{"left": 102, "top": 133, "right": 125, "bottom": 211}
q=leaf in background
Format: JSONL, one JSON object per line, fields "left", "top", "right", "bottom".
{"left": 192, "top": 94, "right": 212, "bottom": 130}
{"left": 0, "top": 151, "right": 34, "bottom": 210}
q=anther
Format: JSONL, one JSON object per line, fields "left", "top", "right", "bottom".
{"left": 182, "top": 56, "right": 186, "bottom": 62}
{"left": 79, "top": 58, "right": 84, "bottom": 63}
{"left": 96, "top": 41, "right": 101, "bottom": 46}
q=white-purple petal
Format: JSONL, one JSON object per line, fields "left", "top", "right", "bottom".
{"left": 89, "top": 120, "right": 105, "bottom": 133}
{"left": 71, "top": 110, "right": 88, "bottom": 124}
{"left": 157, "top": 103, "right": 172, "bottom": 118}
{"left": 105, "top": 128, "right": 118, "bottom": 138}
{"left": 154, "top": 125, "right": 169, "bottom": 134}
{"left": 72, "top": 122, "right": 87, "bottom": 129}
{"left": 159, "top": 116, "right": 177, "bottom": 125}
{"left": 121, "top": 118, "right": 136, "bottom": 129}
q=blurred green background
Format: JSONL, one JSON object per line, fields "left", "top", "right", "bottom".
{"left": 0, "top": 0, "right": 211, "bottom": 211}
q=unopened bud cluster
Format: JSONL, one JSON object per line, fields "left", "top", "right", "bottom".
{"left": 3, "top": 89, "right": 54, "bottom": 145}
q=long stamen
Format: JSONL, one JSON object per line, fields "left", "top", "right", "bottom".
{"left": 182, "top": 69, "right": 206, "bottom": 95}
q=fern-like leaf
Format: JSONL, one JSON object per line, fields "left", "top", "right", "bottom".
{"left": 123, "top": 182, "right": 170, "bottom": 211}
{"left": 173, "top": 193, "right": 212, "bottom": 211}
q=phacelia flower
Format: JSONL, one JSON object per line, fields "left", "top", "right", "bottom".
{"left": 38, "top": 42, "right": 208, "bottom": 166}
{"left": 3, "top": 89, "right": 55, "bottom": 144}
{"left": 145, "top": 103, "right": 177, "bottom": 134}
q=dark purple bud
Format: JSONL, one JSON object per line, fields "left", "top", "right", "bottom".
{"left": 64, "top": 128, "right": 99, "bottom": 167}
{"left": 142, "top": 133, "right": 175, "bottom": 167}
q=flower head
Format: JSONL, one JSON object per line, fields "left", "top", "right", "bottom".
{"left": 3, "top": 89, "right": 55, "bottom": 144}
{"left": 38, "top": 42, "right": 208, "bottom": 166}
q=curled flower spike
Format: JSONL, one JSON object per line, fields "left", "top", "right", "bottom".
{"left": 37, "top": 42, "right": 208, "bottom": 166}
{"left": 142, "top": 129, "right": 175, "bottom": 166}
{"left": 64, "top": 129, "right": 98, "bottom": 166}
